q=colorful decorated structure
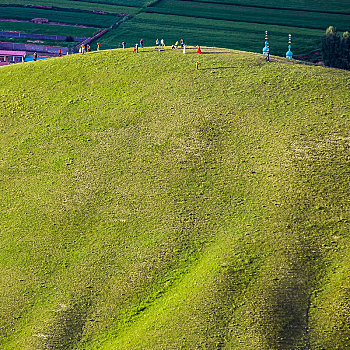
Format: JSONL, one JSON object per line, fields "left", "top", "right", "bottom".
{"left": 286, "top": 34, "right": 293, "bottom": 59}
{"left": 262, "top": 30, "right": 269, "bottom": 55}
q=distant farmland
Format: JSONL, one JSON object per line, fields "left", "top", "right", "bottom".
{"left": 101, "top": 0, "right": 350, "bottom": 55}
{"left": 0, "top": 6, "right": 119, "bottom": 28}
{"left": 0, "top": 0, "right": 142, "bottom": 14}
{"left": 0, "top": 0, "right": 349, "bottom": 57}
{"left": 0, "top": 21, "right": 96, "bottom": 38}
{"left": 0, "top": 1, "right": 134, "bottom": 51}
{"left": 100, "top": 13, "right": 328, "bottom": 56}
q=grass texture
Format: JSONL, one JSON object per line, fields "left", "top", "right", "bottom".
{"left": 0, "top": 47, "right": 349, "bottom": 349}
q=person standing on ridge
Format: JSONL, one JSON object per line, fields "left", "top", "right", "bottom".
{"left": 122, "top": 41, "right": 126, "bottom": 49}
{"left": 33, "top": 52, "right": 37, "bottom": 61}
{"left": 97, "top": 42, "right": 101, "bottom": 51}
{"left": 155, "top": 38, "right": 159, "bottom": 49}
{"left": 140, "top": 39, "right": 144, "bottom": 48}
{"left": 160, "top": 38, "right": 165, "bottom": 48}
{"left": 180, "top": 38, "right": 184, "bottom": 48}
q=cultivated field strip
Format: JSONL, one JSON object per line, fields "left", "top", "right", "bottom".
{"left": 145, "top": 0, "right": 350, "bottom": 31}
{"left": 0, "top": 0, "right": 147, "bottom": 10}
{"left": 74, "top": 0, "right": 157, "bottom": 6}
{"left": 0, "top": 21, "right": 97, "bottom": 37}
{"left": 0, "top": 6, "right": 119, "bottom": 27}
{"left": 173, "top": 0, "right": 350, "bottom": 14}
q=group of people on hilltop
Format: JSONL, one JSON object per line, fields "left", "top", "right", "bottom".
{"left": 78, "top": 43, "right": 101, "bottom": 54}
{"left": 31, "top": 37, "right": 202, "bottom": 65}
{"left": 155, "top": 38, "right": 185, "bottom": 50}
{"left": 76, "top": 38, "right": 194, "bottom": 54}
{"left": 129, "top": 38, "right": 203, "bottom": 55}
{"left": 79, "top": 44, "right": 91, "bottom": 54}
{"left": 155, "top": 38, "right": 166, "bottom": 48}
{"left": 129, "top": 38, "right": 188, "bottom": 53}
{"left": 76, "top": 38, "right": 202, "bottom": 55}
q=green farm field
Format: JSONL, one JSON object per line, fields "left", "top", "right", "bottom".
{"left": 0, "top": 0, "right": 142, "bottom": 15}
{"left": 0, "top": 1, "right": 141, "bottom": 47}
{"left": 100, "top": 13, "right": 325, "bottom": 55}
{"left": 0, "top": 47, "right": 350, "bottom": 349}
{"left": 99, "top": 0, "right": 349, "bottom": 56}
{"left": 145, "top": 0, "right": 350, "bottom": 31}
{"left": 0, "top": 0, "right": 349, "bottom": 56}
{"left": 0, "top": 6, "right": 118, "bottom": 28}
{"left": 0, "top": 21, "right": 96, "bottom": 37}
{"left": 175, "top": 0, "right": 350, "bottom": 13}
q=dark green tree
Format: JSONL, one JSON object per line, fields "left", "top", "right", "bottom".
{"left": 321, "top": 26, "right": 342, "bottom": 68}
{"left": 340, "top": 31, "right": 350, "bottom": 70}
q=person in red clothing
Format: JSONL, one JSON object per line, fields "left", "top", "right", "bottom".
{"left": 97, "top": 42, "right": 101, "bottom": 51}
{"left": 197, "top": 46, "right": 202, "bottom": 54}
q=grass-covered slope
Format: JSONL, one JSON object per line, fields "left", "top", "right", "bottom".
{"left": 0, "top": 48, "right": 349, "bottom": 349}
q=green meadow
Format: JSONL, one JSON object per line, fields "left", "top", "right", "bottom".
{"left": 0, "top": 47, "right": 349, "bottom": 349}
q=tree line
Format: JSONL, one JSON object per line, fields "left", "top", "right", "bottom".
{"left": 321, "top": 26, "right": 350, "bottom": 70}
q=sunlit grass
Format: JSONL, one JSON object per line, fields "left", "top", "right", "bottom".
{"left": 0, "top": 47, "right": 349, "bottom": 349}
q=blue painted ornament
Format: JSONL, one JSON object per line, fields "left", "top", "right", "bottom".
{"left": 286, "top": 34, "right": 293, "bottom": 59}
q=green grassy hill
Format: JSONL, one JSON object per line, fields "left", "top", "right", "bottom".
{"left": 0, "top": 48, "right": 349, "bottom": 350}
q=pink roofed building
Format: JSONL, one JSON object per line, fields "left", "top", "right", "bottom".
{"left": 0, "top": 50, "right": 26, "bottom": 66}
